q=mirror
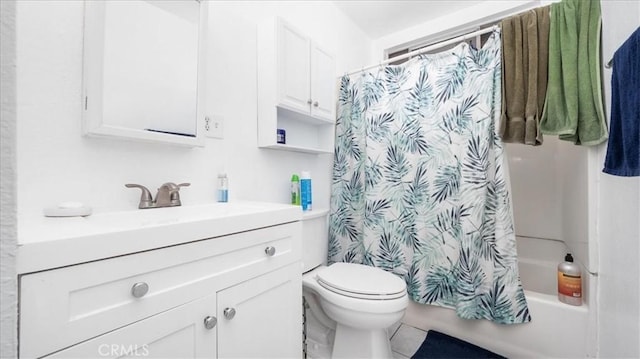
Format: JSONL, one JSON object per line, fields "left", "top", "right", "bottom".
{"left": 82, "top": 0, "right": 206, "bottom": 147}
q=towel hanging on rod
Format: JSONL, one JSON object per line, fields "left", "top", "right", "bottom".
{"left": 343, "top": 25, "right": 500, "bottom": 77}
{"left": 603, "top": 27, "right": 639, "bottom": 177}
{"left": 499, "top": 6, "right": 550, "bottom": 146}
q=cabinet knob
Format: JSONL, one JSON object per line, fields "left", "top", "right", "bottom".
{"left": 264, "top": 246, "right": 276, "bottom": 256}
{"left": 307, "top": 99, "right": 312, "bottom": 105}
{"left": 313, "top": 101, "right": 319, "bottom": 107}
{"left": 203, "top": 316, "right": 217, "bottom": 330}
{"left": 223, "top": 307, "right": 236, "bottom": 320}
{"left": 131, "top": 282, "right": 149, "bottom": 298}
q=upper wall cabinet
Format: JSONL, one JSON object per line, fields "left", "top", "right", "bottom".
{"left": 257, "top": 17, "right": 336, "bottom": 154}
{"left": 278, "top": 24, "right": 335, "bottom": 121}
{"left": 82, "top": 0, "right": 207, "bottom": 147}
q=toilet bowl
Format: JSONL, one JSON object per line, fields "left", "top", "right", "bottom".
{"left": 303, "top": 263, "right": 408, "bottom": 359}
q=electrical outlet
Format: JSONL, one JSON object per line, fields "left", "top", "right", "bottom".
{"left": 204, "top": 115, "right": 224, "bottom": 139}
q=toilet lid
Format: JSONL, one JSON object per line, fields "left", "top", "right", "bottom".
{"left": 316, "top": 263, "right": 406, "bottom": 299}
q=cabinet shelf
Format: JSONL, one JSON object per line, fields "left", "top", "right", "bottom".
{"left": 277, "top": 105, "right": 335, "bottom": 126}
{"left": 258, "top": 143, "right": 333, "bottom": 155}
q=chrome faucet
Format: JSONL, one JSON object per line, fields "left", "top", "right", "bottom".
{"left": 125, "top": 182, "right": 190, "bottom": 209}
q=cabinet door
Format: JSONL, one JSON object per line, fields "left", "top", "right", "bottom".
{"left": 217, "top": 263, "right": 302, "bottom": 359}
{"left": 43, "top": 294, "right": 218, "bottom": 359}
{"left": 277, "top": 21, "right": 311, "bottom": 114}
{"left": 310, "top": 43, "right": 336, "bottom": 121}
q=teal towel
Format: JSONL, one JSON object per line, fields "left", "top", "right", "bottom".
{"left": 540, "top": 0, "right": 607, "bottom": 145}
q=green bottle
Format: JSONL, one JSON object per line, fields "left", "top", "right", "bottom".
{"left": 291, "top": 174, "right": 300, "bottom": 205}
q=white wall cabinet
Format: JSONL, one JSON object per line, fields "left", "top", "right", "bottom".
{"left": 276, "top": 22, "right": 311, "bottom": 115}
{"left": 309, "top": 44, "right": 336, "bottom": 120}
{"left": 20, "top": 222, "right": 302, "bottom": 358}
{"left": 276, "top": 23, "right": 334, "bottom": 121}
{"left": 258, "top": 17, "right": 336, "bottom": 154}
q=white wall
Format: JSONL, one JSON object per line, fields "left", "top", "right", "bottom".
{"left": 598, "top": 2, "right": 640, "bottom": 357}
{"left": 15, "top": 1, "right": 371, "bottom": 218}
{"left": 1, "top": 1, "right": 17, "bottom": 357}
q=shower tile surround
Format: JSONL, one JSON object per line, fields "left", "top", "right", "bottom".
{"left": 505, "top": 138, "right": 590, "bottom": 270}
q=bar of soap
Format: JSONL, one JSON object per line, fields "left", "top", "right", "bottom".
{"left": 43, "top": 202, "right": 92, "bottom": 217}
{"left": 58, "top": 201, "right": 85, "bottom": 209}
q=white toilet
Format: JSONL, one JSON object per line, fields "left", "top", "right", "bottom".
{"left": 301, "top": 211, "right": 408, "bottom": 359}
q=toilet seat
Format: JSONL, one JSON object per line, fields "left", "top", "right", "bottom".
{"left": 316, "top": 263, "right": 406, "bottom": 300}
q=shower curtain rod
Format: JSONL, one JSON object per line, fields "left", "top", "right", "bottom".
{"left": 344, "top": 25, "right": 500, "bottom": 77}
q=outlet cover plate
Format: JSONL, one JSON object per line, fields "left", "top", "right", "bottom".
{"left": 205, "top": 115, "right": 224, "bottom": 139}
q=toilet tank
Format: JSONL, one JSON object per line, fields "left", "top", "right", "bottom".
{"left": 301, "top": 209, "right": 329, "bottom": 272}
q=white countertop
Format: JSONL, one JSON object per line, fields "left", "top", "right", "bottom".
{"left": 17, "top": 201, "right": 302, "bottom": 274}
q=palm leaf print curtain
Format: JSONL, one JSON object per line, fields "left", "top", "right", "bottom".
{"left": 328, "top": 31, "right": 530, "bottom": 324}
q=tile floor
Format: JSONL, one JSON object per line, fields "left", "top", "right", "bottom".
{"left": 388, "top": 323, "right": 428, "bottom": 359}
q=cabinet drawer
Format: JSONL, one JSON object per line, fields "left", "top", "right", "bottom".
{"left": 20, "top": 222, "right": 300, "bottom": 358}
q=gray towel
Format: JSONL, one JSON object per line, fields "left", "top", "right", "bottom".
{"left": 500, "top": 6, "right": 550, "bottom": 146}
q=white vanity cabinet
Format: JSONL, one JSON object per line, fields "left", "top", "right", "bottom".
{"left": 19, "top": 218, "right": 302, "bottom": 359}
{"left": 257, "top": 17, "right": 336, "bottom": 154}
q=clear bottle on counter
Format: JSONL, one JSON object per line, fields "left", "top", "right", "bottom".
{"left": 217, "top": 173, "right": 228, "bottom": 203}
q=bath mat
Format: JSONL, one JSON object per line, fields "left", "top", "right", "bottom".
{"left": 411, "top": 330, "right": 506, "bottom": 359}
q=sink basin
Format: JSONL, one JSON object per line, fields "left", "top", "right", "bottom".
{"left": 87, "top": 202, "right": 268, "bottom": 229}
{"left": 66, "top": 201, "right": 300, "bottom": 234}
{"left": 17, "top": 201, "right": 302, "bottom": 274}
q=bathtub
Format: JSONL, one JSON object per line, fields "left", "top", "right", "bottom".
{"left": 401, "top": 237, "right": 592, "bottom": 358}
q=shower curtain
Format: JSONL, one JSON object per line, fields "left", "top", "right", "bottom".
{"left": 328, "top": 31, "right": 531, "bottom": 324}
